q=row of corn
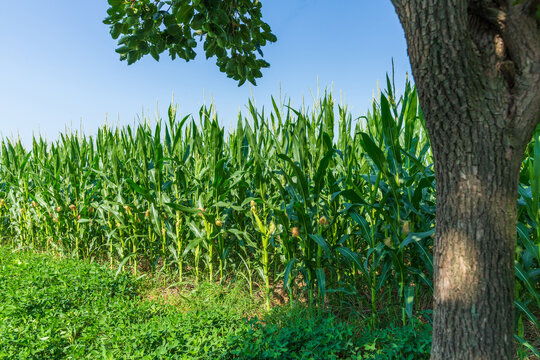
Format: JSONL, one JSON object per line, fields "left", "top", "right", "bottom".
{"left": 0, "top": 77, "right": 537, "bottom": 345}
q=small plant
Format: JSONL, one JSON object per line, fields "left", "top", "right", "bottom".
{"left": 0, "top": 247, "right": 433, "bottom": 359}
{"left": 358, "top": 318, "right": 432, "bottom": 359}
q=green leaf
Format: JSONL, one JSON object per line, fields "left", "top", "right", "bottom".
{"left": 277, "top": 153, "right": 310, "bottom": 207}
{"left": 126, "top": 179, "right": 154, "bottom": 203}
{"left": 515, "top": 300, "right": 540, "bottom": 331}
{"left": 337, "top": 247, "right": 364, "bottom": 274}
{"left": 514, "top": 334, "right": 540, "bottom": 358}
{"left": 115, "top": 45, "right": 130, "bottom": 55}
{"left": 165, "top": 202, "right": 199, "bottom": 214}
{"left": 358, "top": 131, "right": 386, "bottom": 173}
{"left": 176, "top": 5, "right": 194, "bottom": 23}
{"left": 314, "top": 149, "right": 334, "bottom": 196}
{"left": 309, "top": 234, "right": 330, "bottom": 256}
{"left": 405, "top": 285, "right": 414, "bottom": 319}
{"left": 283, "top": 258, "right": 296, "bottom": 289}
{"left": 515, "top": 263, "right": 540, "bottom": 305}
{"left": 315, "top": 268, "right": 326, "bottom": 301}
{"left": 400, "top": 229, "right": 435, "bottom": 250}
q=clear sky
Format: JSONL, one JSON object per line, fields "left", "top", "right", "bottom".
{"left": 0, "top": 1, "right": 411, "bottom": 144}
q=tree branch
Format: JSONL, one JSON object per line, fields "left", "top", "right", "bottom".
{"left": 504, "top": 2, "right": 540, "bottom": 142}
{"left": 468, "top": 2, "right": 506, "bottom": 33}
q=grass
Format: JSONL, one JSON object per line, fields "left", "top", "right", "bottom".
{"left": 0, "top": 245, "right": 432, "bottom": 359}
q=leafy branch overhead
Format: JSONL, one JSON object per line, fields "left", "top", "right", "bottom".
{"left": 104, "top": 0, "right": 277, "bottom": 86}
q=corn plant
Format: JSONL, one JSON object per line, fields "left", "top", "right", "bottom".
{"left": 0, "top": 75, "right": 537, "bottom": 352}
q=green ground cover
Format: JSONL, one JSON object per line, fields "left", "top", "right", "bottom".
{"left": 0, "top": 246, "right": 432, "bottom": 359}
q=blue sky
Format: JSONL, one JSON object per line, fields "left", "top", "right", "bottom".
{"left": 0, "top": 1, "right": 410, "bottom": 144}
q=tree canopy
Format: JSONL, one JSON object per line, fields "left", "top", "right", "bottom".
{"left": 104, "top": 0, "right": 277, "bottom": 86}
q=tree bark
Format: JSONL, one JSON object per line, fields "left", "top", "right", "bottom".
{"left": 391, "top": 1, "right": 540, "bottom": 359}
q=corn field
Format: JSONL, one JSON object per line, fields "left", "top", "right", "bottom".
{"left": 0, "top": 77, "right": 538, "bottom": 349}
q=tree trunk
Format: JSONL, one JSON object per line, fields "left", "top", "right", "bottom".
{"left": 430, "top": 123, "right": 521, "bottom": 359}
{"left": 391, "top": 1, "right": 540, "bottom": 359}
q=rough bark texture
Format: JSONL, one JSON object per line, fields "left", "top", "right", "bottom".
{"left": 391, "top": 1, "right": 540, "bottom": 359}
